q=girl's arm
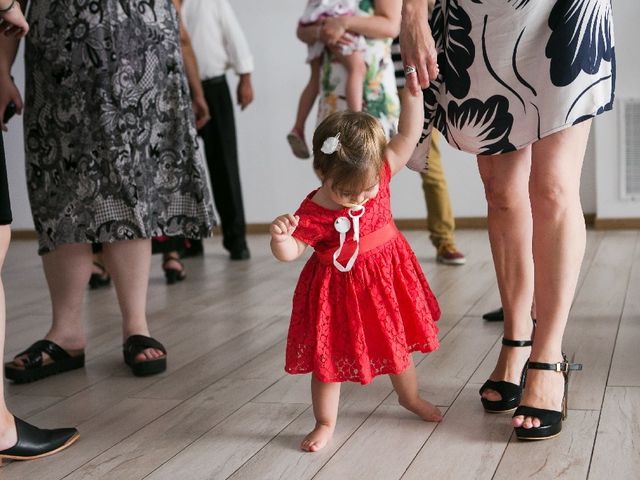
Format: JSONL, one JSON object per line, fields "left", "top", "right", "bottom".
{"left": 270, "top": 214, "right": 307, "bottom": 262}
{"left": 322, "top": 0, "right": 401, "bottom": 44}
{"left": 385, "top": 88, "right": 424, "bottom": 176}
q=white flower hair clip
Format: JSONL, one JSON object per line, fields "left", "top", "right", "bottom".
{"left": 321, "top": 133, "right": 341, "bottom": 154}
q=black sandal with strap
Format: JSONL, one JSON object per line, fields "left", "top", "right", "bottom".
{"left": 4, "top": 340, "right": 85, "bottom": 384}
{"left": 0, "top": 417, "right": 79, "bottom": 465}
{"left": 88, "top": 262, "right": 111, "bottom": 290}
{"left": 162, "top": 256, "right": 186, "bottom": 285}
{"left": 513, "top": 354, "right": 582, "bottom": 440}
{"left": 479, "top": 338, "right": 532, "bottom": 413}
{"left": 123, "top": 335, "right": 167, "bottom": 377}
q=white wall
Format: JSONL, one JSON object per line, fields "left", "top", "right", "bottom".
{"left": 4, "top": 0, "right": 609, "bottom": 231}
{"left": 594, "top": 0, "right": 640, "bottom": 219}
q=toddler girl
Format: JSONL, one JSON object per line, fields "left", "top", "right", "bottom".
{"left": 271, "top": 88, "right": 442, "bottom": 453}
{"left": 287, "top": 0, "right": 367, "bottom": 159}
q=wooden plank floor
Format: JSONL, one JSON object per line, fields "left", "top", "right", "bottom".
{"left": 1, "top": 230, "right": 638, "bottom": 479}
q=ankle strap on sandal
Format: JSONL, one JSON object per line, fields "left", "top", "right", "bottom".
{"left": 528, "top": 360, "right": 582, "bottom": 372}
{"left": 502, "top": 339, "right": 532, "bottom": 347}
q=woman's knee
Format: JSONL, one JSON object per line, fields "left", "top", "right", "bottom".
{"left": 482, "top": 179, "right": 527, "bottom": 212}
{"left": 529, "top": 177, "right": 579, "bottom": 214}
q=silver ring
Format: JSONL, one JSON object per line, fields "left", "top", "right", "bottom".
{"left": 404, "top": 65, "right": 417, "bottom": 76}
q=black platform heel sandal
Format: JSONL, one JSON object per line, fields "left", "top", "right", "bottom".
{"left": 513, "top": 354, "right": 582, "bottom": 441}
{"left": 479, "top": 338, "right": 532, "bottom": 413}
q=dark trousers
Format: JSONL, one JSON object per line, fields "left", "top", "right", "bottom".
{"left": 0, "top": 134, "right": 12, "bottom": 225}
{"left": 199, "top": 76, "right": 247, "bottom": 252}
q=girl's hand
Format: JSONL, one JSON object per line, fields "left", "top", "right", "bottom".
{"left": 321, "top": 16, "right": 348, "bottom": 46}
{"left": 270, "top": 214, "right": 299, "bottom": 242}
{"left": 399, "top": 0, "right": 439, "bottom": 95}
{"left": 0, "top": 74, "right": 22, "bottom": 132}
{"left": 0, "top": 1, "right": 29, "bottom": 38}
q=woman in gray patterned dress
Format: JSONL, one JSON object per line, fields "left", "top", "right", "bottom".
{"left": 0, "top": 0, "right": 214, "bottom": 380}
{"left": 400, "top": 0, "right": 614, "bottom": 440}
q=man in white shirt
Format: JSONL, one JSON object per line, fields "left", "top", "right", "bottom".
{"left": 181, "top": 0, "right": 254, "bottom": 260}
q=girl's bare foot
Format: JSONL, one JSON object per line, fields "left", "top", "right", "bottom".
{"left": 300, "top": 422, "right": 334, "bottom": 452}
{"left": 399, "top": 396, "right": 443, "bottom": 422}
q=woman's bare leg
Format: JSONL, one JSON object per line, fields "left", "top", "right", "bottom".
{"left": 302, "top": 374, "right": 340, "bottom": 452}
{"left": 11, "top": 243, "right": 92, "bottom": 371}
{"left": 0, "top": 225, "right": 16, "bottom": 449}
{"left": 514, "top": 120, "right": 591, "bottom": 429}
{"left": 477, "top": 147, "right": 535, "bottom": 401}
{"left": 102, "top": 239, "right": 163, "bottom": 362}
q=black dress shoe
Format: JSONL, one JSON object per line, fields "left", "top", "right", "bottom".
{"left": 229, "top": 247, "right": 250, "bottom": 260}
{"left": 0, "top": 417, "right": 79, "bottom": 463}
{"left": 482, "top": 307, "right": 504, "bottom": 322}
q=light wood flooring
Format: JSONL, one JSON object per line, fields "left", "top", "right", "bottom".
{"left": 1, "top": 230, "right": 638, "bottom": 479}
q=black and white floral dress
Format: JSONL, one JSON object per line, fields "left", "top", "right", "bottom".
{"left": 24, "top": 0, "right": 215, "bottom": 254}
{"left": 409, "top": 0, "right": 616, "bottom": 169}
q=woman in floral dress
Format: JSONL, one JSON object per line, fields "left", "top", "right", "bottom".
{"left": 400, "top": 0, "right": 615, "bottom": 440}
{"left": 0, "top": 0, "right": 214, "bottom": 381}
{"left": 298, "top": 0, "right": 401, "bottom": 138}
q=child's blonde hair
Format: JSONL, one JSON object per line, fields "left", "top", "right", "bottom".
{"left": 312, "top": 111, "right": 387, "bottom": 193}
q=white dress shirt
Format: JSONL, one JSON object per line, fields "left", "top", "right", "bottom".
{"left": 181, "top": 0, "right": 254, "bottom": 80}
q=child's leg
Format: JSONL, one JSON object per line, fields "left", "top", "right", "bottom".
{"left": 334, "top": 50, "right": 366, "bottom": 112}
{"left": 389, "top": 359, "right": 443, "bottom": 422}
{"left": 301, "top": 374, "right": 341, "bottom": 452}
{"left": 293, "top": 57, "right": 322, "bottom": 133}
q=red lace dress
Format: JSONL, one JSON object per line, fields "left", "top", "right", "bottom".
{"left": 286, "top": 162, "right": 440, "bottom": 384}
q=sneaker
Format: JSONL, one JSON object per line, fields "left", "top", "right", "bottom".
{"left": 287, "top": 128, "right": 310, "bottom": 159}
{"left": 436, "top": 243, "right": 467, "bottom": 266}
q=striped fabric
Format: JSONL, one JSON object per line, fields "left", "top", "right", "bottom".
{"left": 391, "top": 37, "right": 405, "bottom": 88}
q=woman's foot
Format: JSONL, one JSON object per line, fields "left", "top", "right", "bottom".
{"left": 123, "top": 334, "right": 167, "bottom": 376}
{"left": 512, "top": 361, "right": 566, "bottom": 429}
{"left": 0, "top": 411, "right": 17, "bottom": 451}
{"left": 0, "top": 417, "right": 79, "bottom": 462}
{"left": 9, "top": 334, "right": 85, "bottom": 370}
{"left": 301, "top": 422, "right": 334, "bottom": 452}
{"left": 399, "top": 396, "right": 443, "bottom": 422}
{"left": 88, "top": 262, "right": 111, "bottom": 289}
{"left": 481, "top": 344, "right": 531, "bottom": 402}
{"left": 162, "top": 253, "right": 186, "bottom": 285}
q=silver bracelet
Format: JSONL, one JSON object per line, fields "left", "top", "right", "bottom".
{"left": 0, "top": 0, "right": 16, "bottom": 14}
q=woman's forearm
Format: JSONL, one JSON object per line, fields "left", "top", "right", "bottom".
{"left": 343, "top": 14, "right": 399, "bottom": 39}
{"left": 0, "top": 35, "right": 20, "bottom": 76}
{"left": 343, "top": 0, "right": 401, "bottom": 39}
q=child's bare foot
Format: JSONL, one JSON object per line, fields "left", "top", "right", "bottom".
{"left": 399, "top": 396, "right": 443, "bottom": 422}
{"left": 300, "top": 422, "right": 334, "bottom": 452}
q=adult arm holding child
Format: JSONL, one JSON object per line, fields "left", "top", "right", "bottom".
{"left": 385, "top": 88, "right": 424, "bottom": 176}
{"left": 270, "top": 214, "right": 307, "bottom": 262}
{"left": 296, "top": 0, "right": 400, "bottom": 46}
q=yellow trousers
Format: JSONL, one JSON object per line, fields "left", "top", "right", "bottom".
{"left": 420, "top": 130, "right": 456, "bottom": 248}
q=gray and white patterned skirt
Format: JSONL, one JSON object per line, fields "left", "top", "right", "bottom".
{"left": 24, "top": 0, "right": 215, "bottom": 254}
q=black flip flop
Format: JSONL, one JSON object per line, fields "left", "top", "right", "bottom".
{"left": 4, "top": 340, "right": 85, "bottom": 384}
{"left": 123, "top": 335, "right": 167, "bottom": 376}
